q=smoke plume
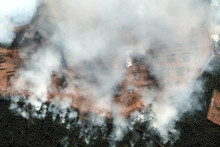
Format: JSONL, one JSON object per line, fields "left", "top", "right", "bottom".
{"left": 0, "top": 0, "right": 219, "bottom": 143}
{"left": 0, "top": 0, "right": 40, "bottom": 44}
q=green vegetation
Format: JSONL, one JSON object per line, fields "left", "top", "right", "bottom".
{"left": 172, "top": 60, "right": 220, "bottom": 147}
{"left": 1, "top": 60, "right": 220, "bottom": 146}
{"left": 216, "top": 107, "right": 220, "bottom": 111}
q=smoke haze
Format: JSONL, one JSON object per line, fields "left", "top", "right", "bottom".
{"left": 0, "top": 0, "right": 40, "bottom": 44}
{"left": 0, "top": 0, "right": 219, "bottom": 143}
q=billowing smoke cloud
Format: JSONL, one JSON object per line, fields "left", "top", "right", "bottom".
{"left": 0, "top": 0, "right": 219, "bottom": 144}
{"left": 0, "top": 0, "right": 40, "bottom": 44}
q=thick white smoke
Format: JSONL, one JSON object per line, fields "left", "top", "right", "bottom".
{"left": 0, "top": 0, "right": 40, "bottom": 44}
{"left": 0, "top": 0, "right": 219, "bottom": 143}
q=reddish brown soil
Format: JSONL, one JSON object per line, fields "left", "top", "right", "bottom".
{"left": 207, "top": 90, "right": 220, "bottom": 125}
{"left": 0, "top": 48, "right": 153, "bottom": 117}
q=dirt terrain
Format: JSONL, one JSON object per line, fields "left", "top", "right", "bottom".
{"left": 0, "top": 48, "right": 155, "bottom": 117}
{"left": 207, "top": 90, "right": 220, "bottom": 125}
{"left": 0, "top": 29, "right": 217, "bottom": 119}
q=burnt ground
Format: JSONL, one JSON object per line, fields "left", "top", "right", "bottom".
{"left": 1, "top": 61, "right": 220, "bottom": 146}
